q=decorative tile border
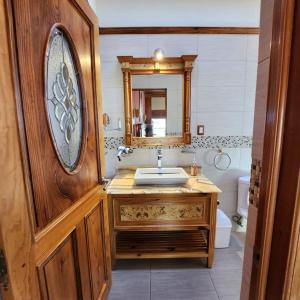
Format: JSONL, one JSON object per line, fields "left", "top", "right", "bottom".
{"left": 104, "top": 136, "right": 252, "bottom": 150}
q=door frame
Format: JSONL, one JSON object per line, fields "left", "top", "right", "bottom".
{"left": 265, "top": 0, "right": 300, "bottom": 297}
{"left": 247, "top": 0, "right": 296, "bottom": 298}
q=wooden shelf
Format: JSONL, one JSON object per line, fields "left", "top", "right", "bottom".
{"left": 116, "top": 230, "right": 208, "bottom": 259}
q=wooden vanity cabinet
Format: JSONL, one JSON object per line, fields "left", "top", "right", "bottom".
{"left": 109, "top": 192, "right": 218, "bottom": 268}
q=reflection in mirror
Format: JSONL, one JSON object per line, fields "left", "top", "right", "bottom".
{"left": 131, "top": 75, "right": 183, "bottom": 138}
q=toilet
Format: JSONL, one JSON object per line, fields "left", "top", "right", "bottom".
{"left": 237, "top": 175, "right": 250, "bottom": 218}
{"left": 215, "top": 175, "right": 250, "bottom": 248}
{"left": 215, "top": 209, "right": 232, "bottom": 248}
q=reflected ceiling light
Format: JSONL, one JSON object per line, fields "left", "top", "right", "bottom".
{"left": 154, "top": 48, "right": 164, "bottom": 61}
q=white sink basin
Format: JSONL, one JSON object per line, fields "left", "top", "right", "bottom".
{"left": 135, "top": 168, "right": 189, "bottom": 185}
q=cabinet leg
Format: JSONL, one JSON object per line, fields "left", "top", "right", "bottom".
{"left": 207, "top": 256, "right": 213, "bottom": 268}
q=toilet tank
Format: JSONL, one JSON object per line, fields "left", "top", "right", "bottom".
{"left": 237, "top": 175, "right": 250, "bottom": 218}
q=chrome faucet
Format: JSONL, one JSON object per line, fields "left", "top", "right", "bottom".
{"left": 157, "top": 149, "right": 162, "bottom": 168}
{"left": 117, "top": 146, "right": 133, "bottom": 161}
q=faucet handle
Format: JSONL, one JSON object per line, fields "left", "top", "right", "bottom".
{"left": 117, "top": 145, "right": 133, "bottom": 161}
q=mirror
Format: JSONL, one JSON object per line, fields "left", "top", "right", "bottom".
{"left": 118, "top": 55, "right": 197, "bottom": 146}
{"left": 132, "top": 74, "right": 183, "bottom": 138}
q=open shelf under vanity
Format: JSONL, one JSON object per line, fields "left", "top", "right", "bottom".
{"left": 115, "top": 230, "right": 209, "bottom": 259}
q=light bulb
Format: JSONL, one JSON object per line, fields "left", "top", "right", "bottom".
{"left": 154, "top": 48, "right": 164, "bottom": 61}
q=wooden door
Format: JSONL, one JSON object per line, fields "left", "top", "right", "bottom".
{"left": 0, "top": 0, "right": 111, "bottom": 299}
{"left": 241, "top": 0, "right": 295, "bottom": 298}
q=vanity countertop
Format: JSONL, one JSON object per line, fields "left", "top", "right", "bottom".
{"left": 106, "top": 168, "right": 222, "bottom": 195}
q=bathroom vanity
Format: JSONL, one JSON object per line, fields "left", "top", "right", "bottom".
{"left": 107, "top": 168, "right": 221, "bottom": 268}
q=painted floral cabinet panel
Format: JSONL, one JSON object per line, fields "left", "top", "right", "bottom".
{"left": 113, "top": 195, "right": 211, "bottom": 228}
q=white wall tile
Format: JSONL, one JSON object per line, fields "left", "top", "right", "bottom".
{"left": 242, "top": 111, "right": 254, "bottom": 135}
{"left": 103, "top": 113, "right": 124, "bottom": 137}
{"left": 197, "top": 61, "right": 246, "bottom": 86}
{"left": 147, "top": 35, "right": 198, "bottom": 57}
{"left": 191, "top": 112, "right": 198, "bottom": 135}
{"left": 205, "top": 169, "right": 249, "bottom": 194}
{"left": 102, "top": 87, "right": 124, "bottom": 113}
{"left": 197, "top": 112, "right": 243, "bottom": 136}
{"left": 218, "top": 191, "right": 238, "bottom": 216}
{"left": 198, "top": 35, "right": 247, "bottom": 61}
{"left": 197, "top": 148, "right": 240, "bottom": 171}
{"left": 191, "top": 86, "right": 198, "bottom": 112}
{"left": 239, "top": 148, "right": 252, "bottom": 172}
{"left": 244, "top": 86, "right": 256, "bottom": 111}
{"left": 104, "top": 151, "right": 117, "bottom": 178}
{"left": 245, "top": 61, "right": 258, "bottom": 88}
{"left": 100, "top": 62, "right": 123, "bottom": 88}
{"left": 246, "top": 35, "right": 259, "bottom": 62}
{"left": 100, "top": 35, "right": 148, "bottom": 62}
{"left": 191, "top": 61, "right": 199, "bottom": 86}
{"left": 196, "top": 86, "right": 244, "bottom": 112}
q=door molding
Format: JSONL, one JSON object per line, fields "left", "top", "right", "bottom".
{"left": 246, "top": 0, "right": 296, "bottom": 298}
{"left": 265, "top": 0, "right": 300, "bottom": 297}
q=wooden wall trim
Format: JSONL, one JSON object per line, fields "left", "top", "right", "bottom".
{"left": 99, "top": 26, "right": 260, "bottom": 35}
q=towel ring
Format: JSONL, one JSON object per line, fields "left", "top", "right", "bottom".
{"left": 214, "top": 148, "right": 232, "bottom": 171}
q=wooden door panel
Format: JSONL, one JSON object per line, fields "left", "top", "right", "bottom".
{"left": 35, "top": 190, "right": 111, "bottom": 300}
{"left": 12, "top": 0, "right": 102, "bottom": 228}
{"left": 36, "top": 196, "right": 111, "bottom": 300}
{"left": 76, "top": 220, "right": 93, "bottom": 300}
{"left": 38, "top": 233, "right": 81, "bottom": 300}
{"left": 85, "top": 203, "right": 108, "bottom": 299}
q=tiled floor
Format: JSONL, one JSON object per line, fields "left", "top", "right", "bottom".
{"left": 108, "top": 233, "right": 244, "bottom": 300}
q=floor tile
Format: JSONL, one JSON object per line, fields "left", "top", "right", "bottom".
{"left": 109, "top": 233, "right": 244, "bottom": 299}
{"left": 151, "top": 270, "right": 216, "bottom": 300}
{"left": 113, "top": 259, "right": 151, "bottom": 271}
{"left": 210, "top": 269, "right": 242, "bottom": 297}
{"left": 212, "top": 251, "right": 243, "bottom": 270}
{"left": 232, "top": 232, "right": 246, "bottom": 247}
{"left": 229, "top": 234, "right": 244, "bottom": 250}
{"left": 108, "top": 270, "right": 150, "bottom": 300}
{"left": 219, "top": 296, "right": 240, "bottom": 300}
{"left": 150, "top": 258, "right": 208, "bottom": 272}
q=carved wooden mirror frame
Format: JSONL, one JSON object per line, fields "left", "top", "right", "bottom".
{"left": 117, "top": 55, "right": 197, "bottom": 146}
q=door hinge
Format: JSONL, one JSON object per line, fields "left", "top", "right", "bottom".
{"left": 0, "top": 249, "right": 9, "bottom": 290}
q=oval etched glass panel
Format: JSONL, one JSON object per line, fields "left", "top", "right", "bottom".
{"left": 45, "top": 27, "right": 83, "bottom": 172}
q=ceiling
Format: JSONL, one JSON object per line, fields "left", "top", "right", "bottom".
{"left": 91, "top": 0, "right": 260, "bottom": 28}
